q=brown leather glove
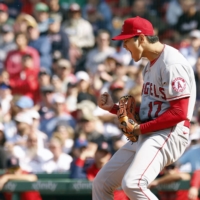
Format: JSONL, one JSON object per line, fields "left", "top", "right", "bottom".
{"left": 117, "top": 95, "right": 139, "bottom": 142}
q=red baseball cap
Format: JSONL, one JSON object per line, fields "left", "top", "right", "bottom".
{"left": 112, "top": 16, "right": 154, "bottom": 40}
{"left": 0, "top": 3, "right": 8, "bottom": 12}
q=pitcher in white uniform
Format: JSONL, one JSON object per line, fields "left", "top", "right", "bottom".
{"left": 92, "top": 16, "right": 196, "bottom": 200}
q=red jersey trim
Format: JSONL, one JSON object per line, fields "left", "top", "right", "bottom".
{"left": 75, "top": 158, "right": 85, "bottom": 167}
{"left": 166, "top": 94, "right": 190, "bottom": 100}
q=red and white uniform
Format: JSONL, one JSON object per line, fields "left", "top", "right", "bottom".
{"left": 93, "top": 45, "right": 196, "bottom": 200}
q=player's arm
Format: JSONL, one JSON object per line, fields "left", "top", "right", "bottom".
{"left": 139, "top": 97, "right": 189, "bottom": 134}
{"left": 149, "top": 172, "right": 191, "bottom": 188}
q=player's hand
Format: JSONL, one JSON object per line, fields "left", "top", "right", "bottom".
{"left": 188, "top": 186, "right": 199, "bottom": 200}
{"left": 98, "top": 92, "right": 114, "bottom": 111}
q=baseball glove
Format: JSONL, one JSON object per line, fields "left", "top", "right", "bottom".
{"left": 117, "top": 95, "right": 139, "bottom": 142}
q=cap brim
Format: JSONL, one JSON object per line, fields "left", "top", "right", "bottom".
{"left": 112, "top": 33, "right": 137, "bottom": 40}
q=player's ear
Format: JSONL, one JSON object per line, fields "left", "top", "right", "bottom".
{"left": 138, "top": 34, "right": 145, "bottom": 44}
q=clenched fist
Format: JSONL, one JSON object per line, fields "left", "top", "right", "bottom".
{"left": 98, "top": 92, "right": 114, "bottom": 111}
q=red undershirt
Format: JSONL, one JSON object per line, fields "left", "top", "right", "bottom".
{"left": 109, "top": 97, "right": 189, "bottom": 134}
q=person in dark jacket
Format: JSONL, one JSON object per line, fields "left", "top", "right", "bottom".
{"left": 48, "top": 14, "right": 70, "bottom": 60}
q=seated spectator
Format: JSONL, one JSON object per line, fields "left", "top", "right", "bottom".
{"left": 0, "top": 24, "right": 16, "bottom": 70}
{"left": 174, "top": 0, "right": 200, "bottom": 37}
{"left": 3, "top": 0, "right": 22, "bottom": 19}
{"left": 176, "top": 140, "right": 200, "bottom": 173}
{"left": 14, "top": 13, "right": 37, "bottom": 34}
{"left": 53, "top": 123, "right": 74, "bottom": 154}
{"left": 33, "top": 3, "right": 50, "bottom": 35}
{"left": 65, "top": 82, "right": 78, "bottom": 112}
{"left": 195, "top": 56, "right": 200, "bottom": 101}
{"left": 13, "top": 133, "right": 52, "bottom": 173}
{"left": 9, "top": 54, "right": 40, "bottom": 103}
{"left": 27, "top": 109, "right": 48, "bottom": 149}
{"left": 48, "top": 14, "right": 70, "bottom": 60}
{"left": 3, "top": 96, "right": 34, "bottom": 141}
{"left": 149, "top": 164, "right": 191, "bottom": 200}
{"left": 179, "top": 30, "right": 200, "bottom": 70}
{"left": 75, "top": 71, "right": 97, "bottom": 104}
{"left": 129, "top": 0, "right": 167, "bottom": 35}
{"left": 70, "top": 140, "right": 128, "bottom": 199}
{"left": 47, "top": 0, "right": 67, "bottom": 22}
{"left": 40, "top": 93, "right": 75, "bottom": 138}
{"left": 85, "top": 29, "right": 116, "bottom": 75}
{"left": 82, "top": 0, "right": 113, "bottom": 35}
{"left": 38, "top": 68, "right": 52, "bottom": 87}
{"left": 54, "top": 59, "right": 76, "bottom": 93}
{"left": 28, "top": 25, "right": 52, "bottom": 70}
{"left": 6, "top": 112, "right": 33, "bottom": 147}
{"left": 166, "top": 0, "right": 183, "bottom": 26}
{"left": 0, "top": 3, "right": 14, "bottom": 30}
{"left": 0, "top": 83, "right": 13, "bottom": 117}
{"left": 62, "top": 3, "right": 95, "bottom": 49}
{"left": 5, "top": 32, "right": 40, "bottom": 79}
{"left": 42, "top": 135, "right": 73, "bottom": 173}
{"left": 0, "top": 156, "right": 42, "bottom": 200}
{"left": 75, "top": 100, "right": 105, "bottom": 144}
{"left": 188, "top": 169, "right": 200, "bottom": 200}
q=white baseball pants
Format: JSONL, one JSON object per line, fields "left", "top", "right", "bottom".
{"left": 92, "top": 124, "right": 189, "bottom": 200}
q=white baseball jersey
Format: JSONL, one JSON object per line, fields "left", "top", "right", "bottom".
{"left": 140, "top": 44, "right": 196, "bottom": 123}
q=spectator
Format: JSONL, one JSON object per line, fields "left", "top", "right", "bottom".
{"left": 85, "top": 29, "right": 116, "bottom": 75}
{"left": 47, "top": 0, "right": 67, "bottom": 22}
{"left": 38, "top": 84, "right": 55, "bottom": 118}
{"left": 27, "top": 109, "right": 48, "bottom": 149}
{"left": 75, "top": 71, "right": 97, "bottom": 104}
{"left": 179, "top": 30, "right": 200, "bottom": 70}
{"left": 0, "top": 3, "right": 14, "bottom": 29}
{"left": 82, "top": 0, "right": 113, "bottom": 35}
{"left": 40, "top": 93, "right": 75, "bottom": 138}
{"left": 9, "top": 54, "right": 40, "bottom": 103}
{"left": 166, "top": 0, "right": 183, "bottom": 26}
{"left": 6, "top": 112, "right": 33, "bottom": 147}
{"left": 0, "top": 83, "right": 12, "bottom": 117}
{"left": 130, "top": 0, "right": 167, "bottom": 35}
{"left": 14, "top": 13, "right": 38, "bottom": 34}
{"left": 76, "top": 100, "right": 105, "bottom": 144}
{"left": 149, "top": 164, "right": 191, "bottom": 200}
{"left": 0, "top": 156, "right": 42, "bottom": 200}
{"left": 0, "top": 24, "right": 16, "bottom": 70}
{"left": 42, "top": 135, "right": 73, "bottom": 173}
{"left": 174, "top": 0, "right": 200, "bottom": 36}
{"left": 63, "top": 3, "right": 95, "bottom": 49}
{"left": 65, "top": 82, "right": 78, "bottom": 112}
{"left": 70, "top": 140, "right": 128, "bottom": 199}
{"left": 188, "top": 169, "right": 200, "bottom": 200}
{"left": 3, "top": 0, "right": 22, "bottom": 19}
{"left": 38, "top": 68, "right": 52, "bottom": 87}
{"left": 0, "top": 123, "right": 6, "bottom": 147}
{"left": 176, "top": 141, "right": 200, "bottom": 173}
{"left": 13, "top": 133, "right": 52, "bottom": 173}
{"left": 28, "top": 25, "right": 52, "bottom": 70}
{"left": 33, "top": 2, "right": 50, "bottom": 35}
{"left": 53, "top": 123, "right": 74, "bottom": 154}
{"left": 5, "top": 32, "right": 40, "bottom": 79}
{"left": 54, "top": 59, "right": 76, "bottom": 93}
{"left": 48, "top": 14, "right": 70, "bottom": 60}
{"left": 195, "top": 56, "right": 200, "bottom": 101}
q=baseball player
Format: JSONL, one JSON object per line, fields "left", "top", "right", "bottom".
{"left": 92, "top": 16, "right": 196, "bottom": 200}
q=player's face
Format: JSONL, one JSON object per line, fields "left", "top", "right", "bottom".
{"left": 123, "top": 37, "right": 143, "bottom": 61}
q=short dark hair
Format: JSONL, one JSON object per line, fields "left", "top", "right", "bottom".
{"left": 133, "top": 35, "right": 159, "bottom": 43}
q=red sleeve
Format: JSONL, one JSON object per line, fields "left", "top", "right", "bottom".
{"left": 140, "top": 97, "right": 189, "bottom": 134}
{"left": 190, "top": 170, "right": 200, "bottom": 188}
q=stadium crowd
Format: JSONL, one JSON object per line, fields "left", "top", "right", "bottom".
{"left": 0, "top": 0, "right": 200, "bottom": 199}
